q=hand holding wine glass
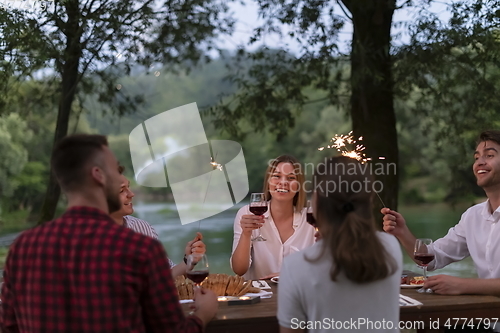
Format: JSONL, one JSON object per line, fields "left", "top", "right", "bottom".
{"left": 414, "top": 238, "right": 435, "bottom": 293}
{"left": 249, "top": 193, "right": 268, "bottom": 241}
{"left": 186, "top": 254, "right": 209, "bottom": 291}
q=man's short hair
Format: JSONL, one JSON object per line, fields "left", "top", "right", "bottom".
{"left": 51, "top": 134, "right": 108, "bottom": 192}
{"left": 478, "top": 130, "right": 500, "bottom": 146}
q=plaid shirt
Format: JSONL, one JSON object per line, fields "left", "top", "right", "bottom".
{"left": 123, "top": 215, "right": 176, "bottom": 268}
{"left": 0, "top": 206, "right": 202, "bottom": 333}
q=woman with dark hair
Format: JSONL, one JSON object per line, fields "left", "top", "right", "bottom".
{"left": 278, "top": 156, "right": 402, "bottom": 333}
{"left": 231, "top": 155, "right": 316, "bottom": 280}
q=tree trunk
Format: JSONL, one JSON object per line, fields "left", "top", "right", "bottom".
{"left": 343, "top": 0, "right": 398, "bottom": 219}
{"left": 38, "top": 1, "right": 82, "bottom": 224}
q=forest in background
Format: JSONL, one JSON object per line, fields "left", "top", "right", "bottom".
{"left": 4, "top": 0, "right": 500, "bottom": 235}
{"left": 0, "top": 50, "right": 488, "bottom": 235}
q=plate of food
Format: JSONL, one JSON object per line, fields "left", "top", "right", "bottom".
{"left": 176, "top": 273, "right": 273, "bottom": 303}
{"left": 401, "top": 275, "right": 424, "bottom": 288}
{"left": 270, "top": 276, "right": 279, "bottom": 283}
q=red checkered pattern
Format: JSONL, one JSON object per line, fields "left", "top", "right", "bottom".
{"left": 0, "top": 206, "right": 202, "bottom": 333}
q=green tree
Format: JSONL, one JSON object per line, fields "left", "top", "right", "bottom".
{"left": 393, "top": 0, "right": 500, "bottom": 202}
{"left": 0, "top": 113, "right": 33, "bottom": 201}
{"left": 0, "top": 0, "right": 234, "bottom": 223}
{"left": 210, "top": 0, "right": 399, "bottom": 212}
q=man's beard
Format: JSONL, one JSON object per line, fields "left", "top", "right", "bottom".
{"left": 105, "top": 185, "right": 122, "bottom": 214}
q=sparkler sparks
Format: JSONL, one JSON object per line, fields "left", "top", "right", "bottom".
{"left": 318, "top": 131, "right": 387, "bottom": 207}
{"left": 210, "top": 157, "right": 223, "bottom": 171}
{"left": 199, "top": 154, "right": 224, "bottom": 231}
{"left": 318, "top": 131, "right": 373, "bottom": 163}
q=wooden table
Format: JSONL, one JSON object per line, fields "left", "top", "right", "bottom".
{"left": 182, "top": 283, "right": 500, "bottom": 333}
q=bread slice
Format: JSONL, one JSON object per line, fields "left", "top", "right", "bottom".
{"left": 237, "top": 280, "right": 252, "bottom": 296}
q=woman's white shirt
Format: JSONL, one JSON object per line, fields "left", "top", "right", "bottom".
{"left": 230, "top": 203, "right": 316, "bottom": 280}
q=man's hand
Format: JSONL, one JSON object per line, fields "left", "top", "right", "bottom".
{"left": 381, "top": 208, "right": 408, "bottom": 237}
{"left": 424, "top": 275, "right": 465, "bottom": 295}
{"left": 380, "top": 208, "right": 417, "bottom": 262}
{"left": 192, "top": 287, "right": 218, "bottom": 326}
{"left": 185, "top": 232, "right": 205, "bottom": 257}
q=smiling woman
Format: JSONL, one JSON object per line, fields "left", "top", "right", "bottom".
{"left": 230, "top": 155, "right": 316, "bottom": 280}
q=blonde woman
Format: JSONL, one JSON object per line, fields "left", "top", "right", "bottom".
{"left": 278, "top": 156, "right": 402, "bottom": 333}
{"left": 231, "top": 155, "right": 316, "bottom": 280}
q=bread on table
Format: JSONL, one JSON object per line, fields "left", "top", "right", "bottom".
{"left": 175, "top": 273, "right": 261, "bottom": 300}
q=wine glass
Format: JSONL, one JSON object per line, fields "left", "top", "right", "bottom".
{"left": 249, "top": 193, "right": 268, "bottom": 241}
{"left": 186, "top": 254, "right": 209, "bottom": 290}
{"left": 414, "top": 238, "right": 435, "bottom": 293}
{"left": 306, "top": 200, "right": 316, "bottom": 227}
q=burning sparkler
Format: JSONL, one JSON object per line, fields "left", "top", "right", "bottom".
{"left": 318, "top": 131, "right": 386, "bottom": 207}
{"left": 318, "top": 131, "right": 372, "bottom": 163}
{"left": 210, "top": 157, "right": 223, "bottom": 171}
{"left": 200, "top": 153, "right": 224, "bottom": 231}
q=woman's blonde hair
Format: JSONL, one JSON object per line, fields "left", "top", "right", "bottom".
{"left": 262, "top": 155, "right": 306, "bottom": 212}
{"left": 310, "top": 156, "right": 397, "bottom": 283}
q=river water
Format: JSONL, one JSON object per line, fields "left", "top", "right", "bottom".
{"left": 133, "top": 201, "right": 477, "bottom": 278}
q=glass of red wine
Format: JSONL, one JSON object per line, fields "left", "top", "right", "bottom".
{"left": 249, "top": 193, "right": 268, "bottom": 241}
{"left": 186, "top": 254, "right": 209, "bottom": 291}
{"left": 414, "top": 238, "right": 435, "bottom": 293}
{"left": 306, "top": 200, "right": 316, "bottom": 227}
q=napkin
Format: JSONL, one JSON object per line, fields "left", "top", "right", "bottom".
{"left": 180, "top": 289, "right": 273, "bottom": 304}
{"left": 252, "top": 280, "right": 271, "bottom": 290}
{"left": 399, "top": 294, "right": 423, "bottom": 307}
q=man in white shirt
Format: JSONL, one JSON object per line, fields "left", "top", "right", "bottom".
{"left": 383, "top": 130, "right": 500, "bottom": 296}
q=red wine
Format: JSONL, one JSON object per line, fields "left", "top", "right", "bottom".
{"left": 249, "top": 206, "right": 268, "bottom": 216}
{"left": 187, "top": 271, "right": 209, "bottom": 284}
{"left": 414, "top": 253, "right": 435, "bottom": 265}
{"left": 306, "top": 213, "right": 316, "bottom": 226}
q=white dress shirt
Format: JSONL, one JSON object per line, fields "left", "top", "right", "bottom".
{"left": 428, "top": 200, "right": 500, "bottom": 279}
{"left": 278, "top": 233, "right": 402, "bottom": 333}
{"left": 231, "top": 203, "right": 316, "bottom": 280}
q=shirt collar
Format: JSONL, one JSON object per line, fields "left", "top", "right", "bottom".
{"left": 63, "top": 206, "right": 115, "bottom": 223}
{"left": 481, "top": 199, "right": 500, "bottom": 223}
{"left": 263, "top": 203, "right": 302, "bottom": 229}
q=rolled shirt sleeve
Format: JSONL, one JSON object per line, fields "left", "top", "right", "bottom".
{"left": 428, "top": 219, "right": 469, "bottom": 271}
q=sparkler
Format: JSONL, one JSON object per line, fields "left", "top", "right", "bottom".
{"left": 318, "top": 131, "right": 372, "bottom": 163}
{"left": 318, "top": 131, "right": 386, "bottom": 207}
{"left": 199, "top": 153, "right": 223, "bottom": 231}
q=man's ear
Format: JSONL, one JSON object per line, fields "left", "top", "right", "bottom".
{"left": 90, "top": 166, "right": 106, "bottom": 186}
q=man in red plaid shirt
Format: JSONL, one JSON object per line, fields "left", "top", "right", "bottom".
{"left": 0, "top": 134, "right": 218, "bottom": 332}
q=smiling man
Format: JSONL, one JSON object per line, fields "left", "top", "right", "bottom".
{"left": 382, "top": 130, "right": 500, "bottom": 299}
{"left": 110, "top": 165, "right": 205, "bottom": 278}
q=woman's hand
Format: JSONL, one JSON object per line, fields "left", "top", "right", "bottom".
{"left": 185, "top": 232, "right": 205, "bottom": 256}
{"left": 240, "top": 214, "right": 265, "bottom": 236}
